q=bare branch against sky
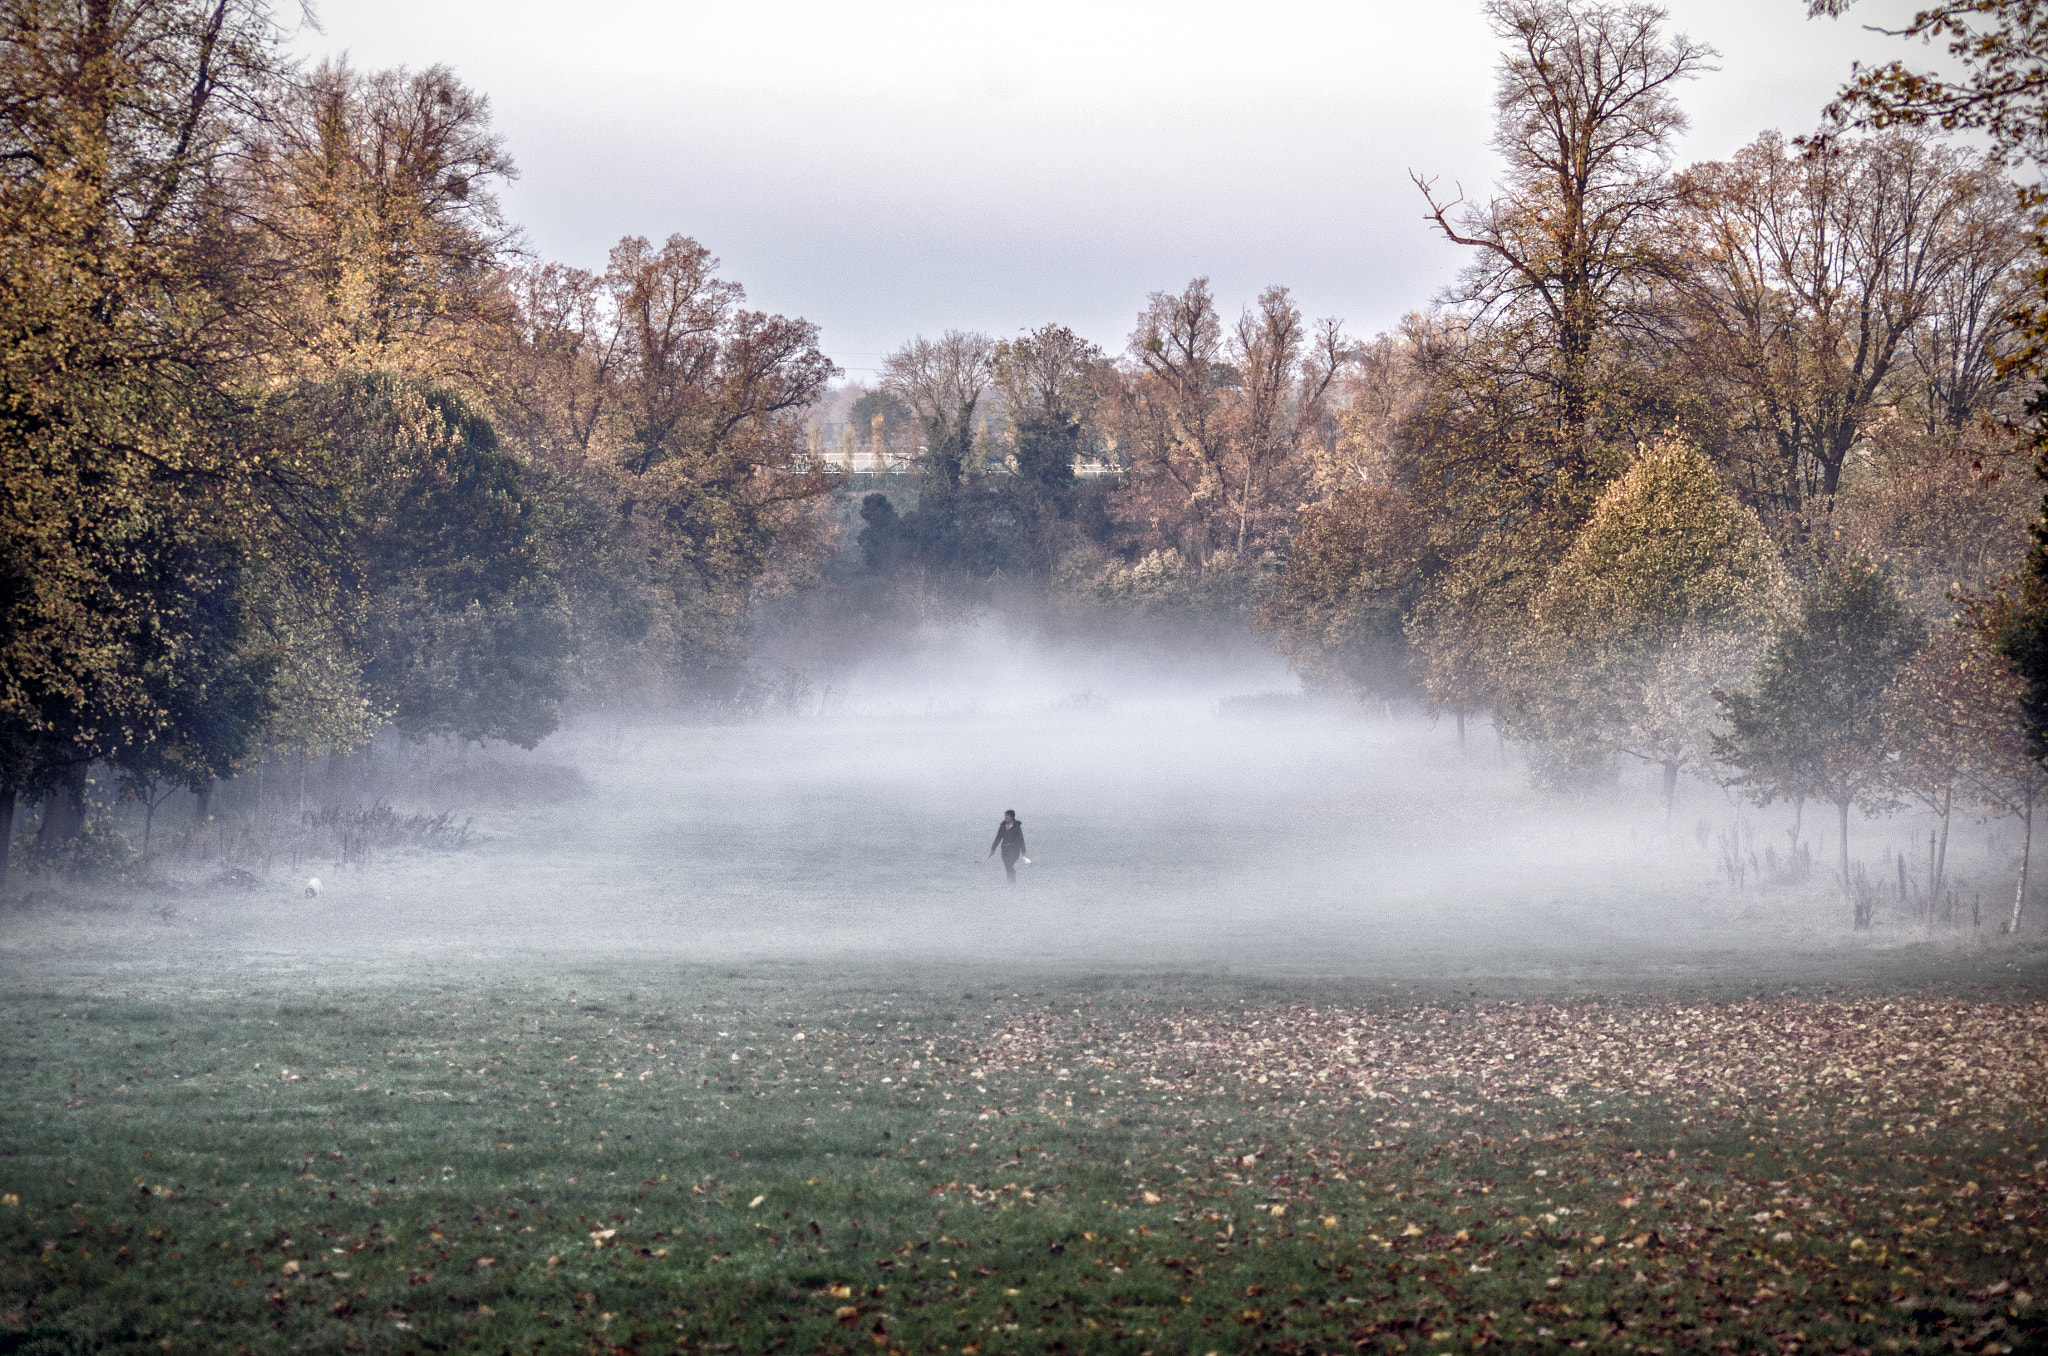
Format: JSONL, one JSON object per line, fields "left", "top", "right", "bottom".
{"left": 296, "top": 0, "right": 1930, "bottom": 378}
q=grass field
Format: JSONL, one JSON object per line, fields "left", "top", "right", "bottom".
{"left": 4, "top": 952, "right": 2048, "bottom": 1354}
{"left": 8, "top": 683, "right": 2048, "bottom": 1353}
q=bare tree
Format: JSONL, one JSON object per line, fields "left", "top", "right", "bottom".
{"left": 1909, "top": 178, "right": 2030, "bottom": 432}
{"left": 882, "top": 330, "right": 997, "bottom": 489}
{"left": 1309, "top": 319, "right": 1431, "bottom": 497}
{"left": 1414, "top": 0, "right": 1714, "bottom": 453}
{"left": 1221, "top": 289, "right": 1346, "bottom": 555}
{"left": 1107, "top": 280, "right": 1344, "bottom": 569}
{"left": 1671, "top": 131, "right": 2013, "bottom": 505}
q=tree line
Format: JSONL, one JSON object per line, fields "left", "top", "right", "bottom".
{"left": 1256, "top": 0, "right": 2048, "bottom": 930}
{"left": 8, "top": 0, "right": 2048, "bottom": 928}
{"left": 0, "top": 3, "right": 841, "bottom": 877}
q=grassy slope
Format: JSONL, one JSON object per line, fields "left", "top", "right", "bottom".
{"left": 3, "top": 957, "right": 2047, "bottom": 1354}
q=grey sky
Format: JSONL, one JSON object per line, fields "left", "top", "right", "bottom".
{"left": 296, "top": 1, "right": 1930, "bottom": 382}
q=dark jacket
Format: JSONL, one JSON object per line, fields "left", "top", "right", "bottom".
{"left": 991, "top": 818, "right": 1026, "bottom": 860}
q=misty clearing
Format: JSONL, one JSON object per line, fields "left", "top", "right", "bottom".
{"left": 9, "top": 0, "right": 2048, "bottom": 1351}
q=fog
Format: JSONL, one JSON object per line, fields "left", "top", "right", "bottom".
{"left": 11, "top": 621, "right": 2013, "bottom": 991}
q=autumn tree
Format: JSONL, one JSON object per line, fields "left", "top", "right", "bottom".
{"left": 1953, "top": 643, "right": 2048, "bottom": 931}
{"left": 0, "top": 0, "right": 296, "bottom": 865}
{"left": 1812, "top": 0, "right": 2048, "bottom": 772}
{"left": 239, "top": 59, "right": 518, "bottom": 379}
{"left": 993, "top": 323, "right": 1105, "bottom": 495}
{"left": 488, "top": 261, "right": 622, "bottom": 474}
{"left": 1404, "top": 0, "right": 1712, "bottom": 747}
{"left": 884, "top": 330, "right": 996, "bottom": 491}
{"left": 1880, "top": 626, "right": 2014, "bottom": 901}
{"left": 1306, "top": 321, "right": 1430, "bottom": 498}
{"left": 1834, "top": 444, "right": 2036, "bottom": 615}
{"left": 1414, "top": 0, "right": 1713, "bottom": 505}
{"left": 1104, "top": 280, "right": 1343, "bottom": 572}
{"left": 1099, "top": 280, "right": 1226, "bottom": 569}
{"left": 1256, "top": 485, "right": 1428, "bottom": 702}
{"left": 486, "top": 236, "right": 837, "bottom": 695}
{"left": 1671, "top": 131, "right": 2014, "bottom": 508}
{"left": 1517, "top": 442, "right": 1786, "bottom": 815}
{"left": 275, "top": 373, "right": 570, "bottom": 747}
{"left": 1714, "top": 560, "right": 1925, "bottom": 919}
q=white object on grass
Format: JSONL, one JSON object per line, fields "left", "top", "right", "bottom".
{"left": 304, "top": 877, "right": 322, "bottom": 898}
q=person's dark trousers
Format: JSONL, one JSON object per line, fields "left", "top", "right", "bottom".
{"left": 1002, "top": 851, "right": 1019, "bottom": 883}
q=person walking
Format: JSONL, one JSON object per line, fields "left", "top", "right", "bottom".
{"left": 988, "top": 810, "right": 1027, "bottom": 884}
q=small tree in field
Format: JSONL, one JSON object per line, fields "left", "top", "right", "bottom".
{"left": 1949, "top": 644, "right": 2048, "bottom": 932}
{"left": 1881, "top": 627, "right": 2006, "bottom": 903}
{"left": 1715, "top": 560, "right": 1925, "bottom": 922}
{"left": 1518, "top": 442, "right": 1787, "bottom": 818}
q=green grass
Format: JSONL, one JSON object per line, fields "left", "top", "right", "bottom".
{"left": 2, "top": 961, "right": 2047, "bottom": 1354}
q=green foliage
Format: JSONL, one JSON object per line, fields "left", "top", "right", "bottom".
{"left": 1996, "top": 525, "right": 2048, "bottom": 763}
{"left": 1514, "top": 443, "right": 1787, "bottom": 799}
{"left": 15, "top": 812, "right": 132, "bottom": 877}
{"left": 846, "top": 388, "right": 913, "bottom": 442}
{"left": 283, "top": 373, "right": 572, "bottom": 748}
{"left": 1257, "top": 485, "right": 1427, "bottom": 697}
{"left": 994, "top": 324, "right": 1103, "bottom": 496}
{"left": 856, "top": 493, "right": 910, "bottom": 575}
{"left": 1538, "top": 444, "right": 1785, "bottom": 638}
{"left": 1406, "top": 542, "right": 1547, "bottom": 723}
{"left": 0, "top": 0, "right": 290, "bottom": 802}
{"left": 1009, "top": 405, "right": 1082, "bottom": 492}
{"left": 1717, "top": 560, "right": 1925, "bottom": 900}
{"left": 116, "top": 535, "right": 279, "bottom": 798}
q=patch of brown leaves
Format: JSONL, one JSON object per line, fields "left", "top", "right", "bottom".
{"left": 980, "top": 996, "right": 2048, "bottom": 1134}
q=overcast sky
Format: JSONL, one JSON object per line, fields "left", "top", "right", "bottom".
{"left": 293, "top": 0, "right": 1930, "bottom": 383}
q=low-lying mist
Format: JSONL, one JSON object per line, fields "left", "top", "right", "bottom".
{"left": 13, "top": 620, "right": 2029, "bottom": 987}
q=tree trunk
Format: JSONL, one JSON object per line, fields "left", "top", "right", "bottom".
{"left": 1837, "top": 797, "right": 1852, "bottom": 903}
{"left": 2010, "top": 793, "right": 2035, "bottom": 935}
{"left": 142, "top": 795, "right": 157, "bottom": 859}
{"left": 1927, "top": 830, "right": 1938, "bottom": 923}
{"left": 1789, "top": 796, "right": 1805, "bottom": 851}
{"left": 1456, "top": 711, "right": 1466, "bottom": 753}
{"left": 1662, "top": 760, "right": 1680, "bottom": 825}
{"left": 192, "top": 779, "right": 212, "bottom": 825}
{"left": 37, "top": 766, "right": 87, "bottom": 847}
{"left": 0, "top": 778, "right": 14, "bottom": 889}
{"left": 1934, "top": 784, "right": 1952, "bottom": 902}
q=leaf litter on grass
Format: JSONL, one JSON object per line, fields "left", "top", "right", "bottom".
{"left": 0, "top": 979, "right": 2044, "bottom": 1352}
